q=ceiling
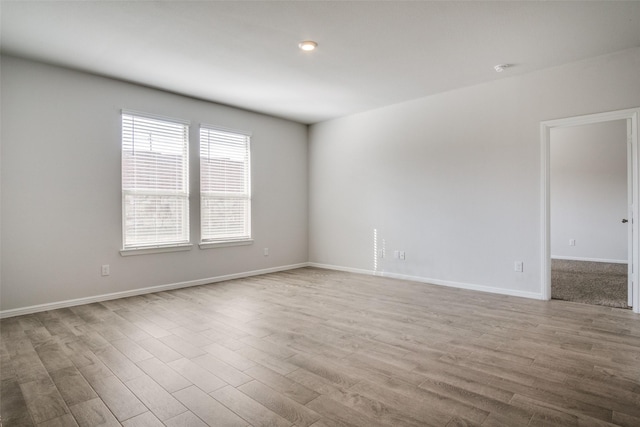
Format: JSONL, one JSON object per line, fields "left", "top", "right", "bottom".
{"left": 2, "top": 1, "right": 640, "bottom": 124}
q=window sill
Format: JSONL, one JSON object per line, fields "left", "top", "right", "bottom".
{"left": 120, "top": 244, "right": 193, "bottom": 257}
{"left": 199, "top": 239, "right": 254, "bottom": 250}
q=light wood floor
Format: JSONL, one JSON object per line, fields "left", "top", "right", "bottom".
{"left": 2, "top": 267, "right": 640, "bottom": 426}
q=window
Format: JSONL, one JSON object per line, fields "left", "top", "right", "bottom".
{"left": 200, "top": 126, "right": 251, "bottom": 244}
{"left": 121, "top": 111, "right": 190, "bottom": 251}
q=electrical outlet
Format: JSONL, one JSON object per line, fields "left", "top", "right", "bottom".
{"left": 514, "top": 261, "right": 523, "bottom": 273}
{"left": 101, "top": 264, "right": 110, "bottom": 276}
{"left": 399, "top": 251, "right": 406, "bottom": 260}
{"left": 569, "top": 239, "right": 576, "bottom": 246}
{"left": 263, "top": 248, "right": 269, "bottom": 256}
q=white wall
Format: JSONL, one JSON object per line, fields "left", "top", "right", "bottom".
{"left": 309, "top": 47, "right": 640, "bottom": 298}
{"left": 550, "top": 120, "right": 628, "bottom": 263}
{"left": 0, "top": 55, "right": 308, "bottom": 313}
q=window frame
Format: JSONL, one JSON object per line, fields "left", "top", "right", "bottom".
{"left": 120, "top": 110, "right": 192, "bottom": 256}
{"left": 198, "top": 124, "right": 252, "bottom": 249}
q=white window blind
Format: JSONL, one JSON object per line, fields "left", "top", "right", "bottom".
{"left": 200, "top": 126, "right": 251, "bottom": 243}
{"left": 122, "top": 111, "right": 190, "bottom": 249}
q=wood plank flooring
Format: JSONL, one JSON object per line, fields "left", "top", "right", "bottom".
{"left": 1, "top": 267, "right": 640, "bottom": 426}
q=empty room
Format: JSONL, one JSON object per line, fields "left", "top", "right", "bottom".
{"left": 2, "top": 1, "right": 640, "bottom": 426}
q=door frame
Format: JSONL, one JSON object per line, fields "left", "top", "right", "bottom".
{"left": 541, "top": 108, "right": 640, "bottom": 314}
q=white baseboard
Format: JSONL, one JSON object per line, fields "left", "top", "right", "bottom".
{"left": 308, "top": 262, "right": 544, "bottom": 300}
{"left": 0, "top": 263, "right": 309, "bottom": 319}
{"left": 383, "top": 272, "right": 544, "bottom": 300}
{"left": 307, "top": 262, "right": 375, "bottom": 276}
{"left": 551, "top": 256, "right": 628, "bottom": 264}
{"left": 2, "top": 261, "right": 547, "bottom": 318}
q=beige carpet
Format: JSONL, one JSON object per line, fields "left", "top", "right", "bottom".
{"left": 551, "top": 259, "right": 630, "bottom": 309}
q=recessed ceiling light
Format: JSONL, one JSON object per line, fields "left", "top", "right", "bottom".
{"left": 494, "top": 64, "right": 512, "bottom": 73}
{"left": 298, "top": 40, "right": 318, "bottom": 52}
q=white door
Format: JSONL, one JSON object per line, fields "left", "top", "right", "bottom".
{"left": 628, "top": 120, "right": 635, "bottom": 307}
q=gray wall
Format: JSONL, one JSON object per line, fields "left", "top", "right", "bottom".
{"left": 551, "top": 120, "right": 628, "bottom": 263}
{"left": 1, "top": 56, "right": 309, "bottom": 312}
{"left": 3, "top": 46, "right": 640, "bottom": 313}
{"left": 308, "top": 47, "right": 640, "bottom": 298}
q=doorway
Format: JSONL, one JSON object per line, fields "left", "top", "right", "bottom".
{"left": 550, "top": 120, "right": 628, "bottom": 308}
{"left": 541, "top": 108, "right": 640, "bottom": 314}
